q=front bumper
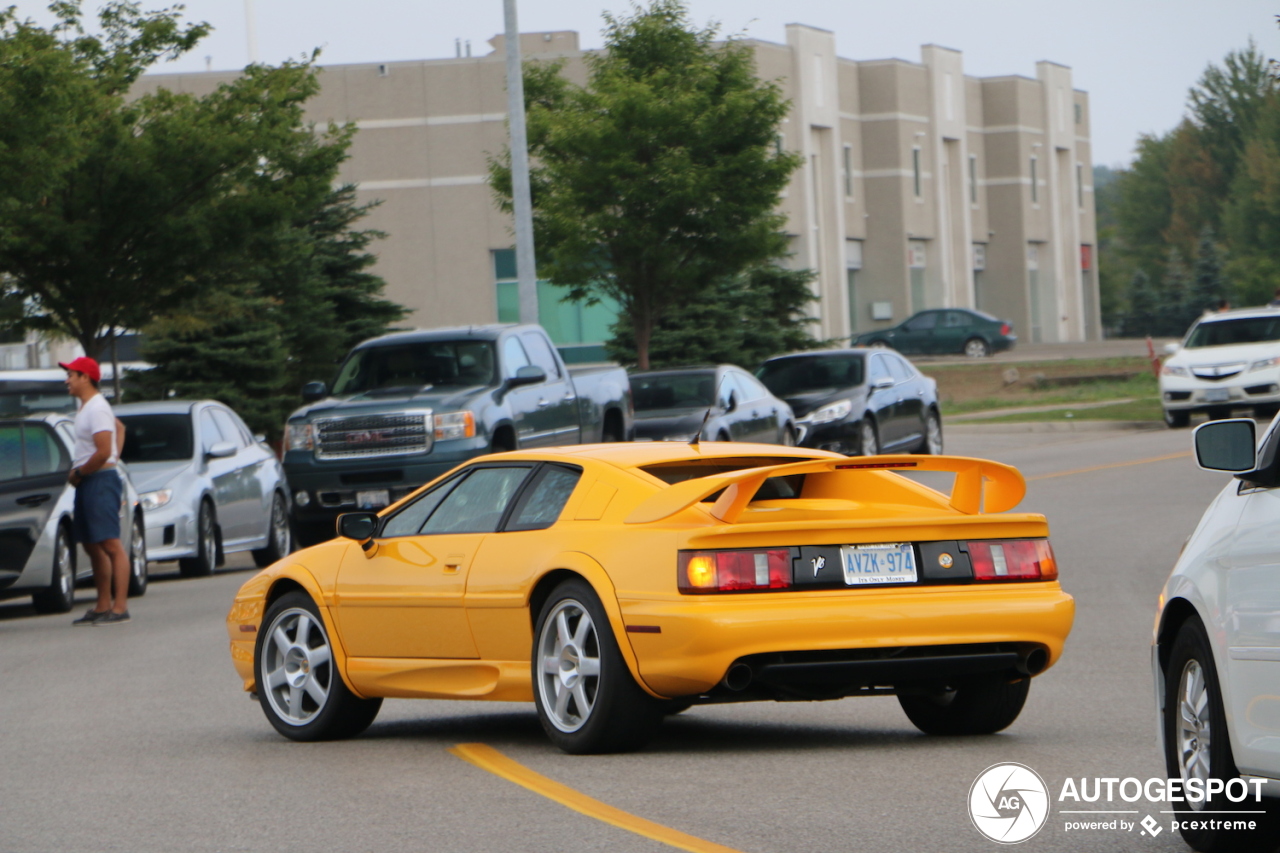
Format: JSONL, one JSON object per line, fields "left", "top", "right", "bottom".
{"left": 1160, "top": 373, "right": 1280, "bottom": 412}
{"left": 620, "top": 581, "right": 1074, "bottom": 698}
{"left": 795, "top": 418, "right": 859, "bottom": 454}
{"left": 139, "top": 499, "right": 197, "bottom": 562}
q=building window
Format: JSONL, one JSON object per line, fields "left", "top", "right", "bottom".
{"left": 1030, "top": 156, "right": 1038, "bottom": 204}
{"left": 1074, "top": 103, "right": 1082, "bottom": 125}
{"left": 846, "top": 240, "right": 863, "bottom": 335}
{"left": 843, "top": 144, "right": 853, "bottom": 199}
{"left": 912, "top": 147, "right": 922, "bottom": 197}
{"left": 969, "top": 154, "right": 978, "bottom": 205}
{"left": 1076, "top": 162, "right": 1084, "bottom": 209}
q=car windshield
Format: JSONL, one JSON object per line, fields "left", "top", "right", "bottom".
{"left": 119, "top": 414, "right": 194, "bottom": 462}
{"left": 0, "top": 381, "right": 76, "bottom": 416}
{"left": 1185, "top": 317, "right": 1280, "bottom": 348}
{"left": 631, "top": 373, "right": 717, "bottom": 411}
{"left": 757, "top": 355, "right": 865, "bottom": 395}
{"left": 332, "top": 341, "right": 498, "bottom": 395}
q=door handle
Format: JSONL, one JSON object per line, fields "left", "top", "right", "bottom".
{"left": 563, "top": 392, "right": 577, "bottom": 401}
{"left": 444, "top": 553, "right": 465, "bottom": 572}
{"left": 16, "top": 493, "right": 52, "bottom": 507}
{"left": 537, "top": 398, "right": 549, "bottom": 408}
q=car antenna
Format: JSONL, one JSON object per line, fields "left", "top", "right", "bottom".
{"left": 690, "top": 370, "right": 727, "bottom": 446}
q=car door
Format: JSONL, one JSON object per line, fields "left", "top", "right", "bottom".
{"left": 0, "top": 422, "right": 68, "bottom": 582}
{"left": 499, "top": 336, "right": 547, "bottom": 447}
{"left": 209, "top": 406, "right": 263, "bottom": 546}
{"left": 865, "top": 354, "right": 902, "bottom": 446}
{"left": 732, "top": 371, "right": 782, "bottom": 442}
{"left": 935, "top": 311, "right": 974, "bottom": 354}
{"left": 197, "top": 406, "right": 249, "bottom": 542}
{"left": 718, "top": 373, "right": 752, "bottom": 441}
{"left": 334, "top": 464, "right": 534, "bottom": 659}
{"left": 885, "top": 354, "right": 925, "bottom": 449}
{"left": 1223, "top": 476, "right": 1280, "bottom": 774}
{"left": 521, "top": 331, "right": 580, "bottom": 445}
{"left": 895, "top": 311, "right": 940, "bottom": 354}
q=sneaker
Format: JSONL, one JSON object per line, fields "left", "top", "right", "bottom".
{"left": 72, "top": 609, "right": 110, "bottom": 626}
{"left": 94, "top": 611, "right": 131, "bottom": 626}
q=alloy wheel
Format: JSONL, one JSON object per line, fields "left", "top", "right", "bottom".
{"left": 200, "top": 505, "right": 216, "bottom": 568}
{"left": 261, "top": 609, "right": 333, "bottom": 726}
{"left": 1176, "top": 658, "right": 1212, "bottom": 806}
{"left": 57, "top": 529, "right": 73, "bottom": 600}
{"left": 926, "top": 414, "right": 943, "bottom": 454}
{"left": 271, "top": 495, "right": 291, "bottom": 555}
{"left": 537, "top": 599, "right": 602, "bottom": 733}
{"left": 860, "top": 420, "right": 879, "bottom": 456}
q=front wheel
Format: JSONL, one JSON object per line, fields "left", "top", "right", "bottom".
{"left": 255, "top": 591, "right": 381, "bottom": 741}
{"left": 963, "top": 337, "right": 990, "bottom": 358}
{"left": 532, "top": 579, "right": 662, "bottom": 754}
{"left": 252, "top": 493, "right": 292, "bottom": 568}
{"left": 779, "top": 424, "right": 797, "bottom": 446}
{"left": 1163, "top": 619, "right": 1280, "bottom": 852}
{"left": 32, "top": 523, "right": 76, "bottom": 614}
{"left": 917, "top": 411, "right": 943, "bottom": 455}
{"left": 127, "top": 513, "right": 147, "bottom": 597}
{"left": 1165, "top": 408, "right": 1192, "bottom": 429}
{"left": 857, "top": 418, "right": 879, "bottom": 456}
{"left": 179, "top": 501, "right": 217, "bottom": 578}
{"left": 897, "top": 674, "right": 1029, "bottom": 735}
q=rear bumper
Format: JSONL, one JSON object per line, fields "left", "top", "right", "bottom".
{"left": 619, "top": 581, "right": 1074, "bottom": 698}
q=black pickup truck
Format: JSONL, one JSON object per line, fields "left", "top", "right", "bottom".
{"left": 283, "top": 324, "right": 633, "bottom": 543}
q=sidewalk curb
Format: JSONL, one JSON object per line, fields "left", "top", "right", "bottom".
{"left": 943, "top": 420, "right": 1164, "bottom": 434}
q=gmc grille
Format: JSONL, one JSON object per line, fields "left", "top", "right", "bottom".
{"left": 313, "top": 411, "right": 432, "bottom": 460}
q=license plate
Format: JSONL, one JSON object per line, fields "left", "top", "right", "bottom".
{"left": 1203, "top": 389, "right": 1229, "bottom": 402}
{"left": 841, "top": 543, "right": 917, "bottom": 585}
{"left": 356, "top": 489, "right": 390, "bottom": 509}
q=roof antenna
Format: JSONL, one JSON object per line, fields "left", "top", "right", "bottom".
{"left": 690, "top": 371, "right": 727, "bottom": 446}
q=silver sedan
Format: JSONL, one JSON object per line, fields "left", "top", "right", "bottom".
{"left": 115, "top": 400, "right": 292, "bottom": 576}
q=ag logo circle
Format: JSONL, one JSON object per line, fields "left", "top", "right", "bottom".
{"left": 968, "top": 762, "right": 1050, "bottom": 844}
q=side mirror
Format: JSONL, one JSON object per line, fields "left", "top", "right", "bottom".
{"left": 337, "top": 512, "right": 378, "bottom": 544}
{"left": 1194, "top": 419, "right": 1256, "bottom": 473}
{"left": 508, "top": 365, "right": 546, "bottom": 388}
{"left": 871, "top": 376, "right": 895, "bottom": 390}
{"left": 1163, "top": 342, "right": 1181, "bottom": 356}
{"left": 301, "top": 381, "right": 328, "bottom": 402}
{"left": 723, "top": 392, "right": 737, "bottom": 413}
{"left": 206, "top": 441, "right": 237, "bottom": 459}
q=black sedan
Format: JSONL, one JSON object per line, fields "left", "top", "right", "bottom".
{"left": 756, "top": 349, "right": 942, "bottom": 456}
{"left": 851, "top": 308, "right": 1015, "bottom": 357}
{"left": 630, "top": 366, "right": 797, "bottom": 444}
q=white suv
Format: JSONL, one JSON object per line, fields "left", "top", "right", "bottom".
{"left": 1161, "top": 308, "right": 1280, "bottom": 428}
{"left": 1153, "top": 418, "right": 1280, "bottom": 851}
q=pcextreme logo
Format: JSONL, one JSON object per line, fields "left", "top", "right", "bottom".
{"left": 968, "top": 763, "right": 1051, "bottom": 844}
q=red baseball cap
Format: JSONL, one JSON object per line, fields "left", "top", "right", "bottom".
{"left": 59, "top": 356, "right": 101, "bottom": 383}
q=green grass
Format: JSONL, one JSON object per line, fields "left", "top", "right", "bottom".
{"left": 921, "top": 357, "right": 1160, "bottom": 415}
{"left": 954, "top": 397, "right": 1164, "bottom": 423}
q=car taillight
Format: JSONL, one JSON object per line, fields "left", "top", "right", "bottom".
{"left": 678, "top": 549, "right": 792, "bottom": 593}
{"left": 1000, "top": 323, "right": 1011, "bottom": 335}
{"left": 967, "top": 539, "right": 1057, "bottom": 581}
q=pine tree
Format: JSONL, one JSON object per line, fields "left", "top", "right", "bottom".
{"left": 1123, "top": 269, "right": 1160, "bottom": 336}
{"left": 1189, "top": 227, "right": 1228, "bottom": 315}
{"left": 1159, "top": 248, "right": 1193, "bottom": 335}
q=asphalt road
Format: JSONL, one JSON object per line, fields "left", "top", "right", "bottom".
{"left": 0, "top": 426, "right": 1234, "bottom": 853}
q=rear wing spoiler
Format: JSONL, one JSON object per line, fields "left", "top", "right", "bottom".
{"left": 624, "top": 454, "right": 1026, "bottom": 525}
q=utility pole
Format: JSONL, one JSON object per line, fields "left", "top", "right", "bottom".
{"left": 503, "top": 0, "right": 538, "bottom": 325}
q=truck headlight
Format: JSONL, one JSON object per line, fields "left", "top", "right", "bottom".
{"left": 805, "top": 399, "right": 853, "bottom": 426}
{"left": 434, "top": 411, "right": 475, "bottom": 441}
{"left": 285, "top": 422, "right": 313, "bottom": 452}
{"left": 139, "top": 489, "right": 173, "bottom": 511}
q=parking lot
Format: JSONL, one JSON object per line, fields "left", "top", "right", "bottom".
{"left": 0, "top": 424, "right": 1223, "bottom": 852}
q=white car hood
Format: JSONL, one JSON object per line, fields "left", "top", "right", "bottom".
{"left": 1167, "top": 342, "right": 1280, "bottom": 369}
{"left": 124, "top": 460, "right": 192, "bottom": 493}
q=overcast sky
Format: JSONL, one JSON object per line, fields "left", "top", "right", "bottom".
{"left": 19, "top": 0, "right": 1280, "bottom": 166}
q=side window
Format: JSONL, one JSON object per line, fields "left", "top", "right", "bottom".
{"left": 505, "top": 465, "right": 583, "bottom": 531}
{"left": 905, "top": 312, "right": 938, "bottom": 332}
{"left": 868, "top": 354, "right": 892, "bottom": 385}
{"left": 199, "top": 409, "right": 223, "bottom": 453}
{"left": 420, "top": 466, "right": 532, "bottom": 534}
{"left": 211, "top": 409, "right": 246, "bottom": 449}
{"left": 885, "top": 355, "right": 913, "bottom": 383}
{"left": 380, "top": 477, "right": 461, "bottom": 538}
{"left": 502, "top": 337, "right": 531, "bottom": 379}
{"left": 0, "top": 425, "right": 23, "bottom": 481}
{"left": 943, "top": 311, "right": 972, "bottom": 328}
{"left": 520, "top": 333, "right": 562, "bottom": 379}
{"left": 24, "top": 425, "right": 66, "bottom": 476}
{"left": 718, "top": 373, "right": 739, "bottom": 408}
{"left": 735, "top": 372, "right": 770, "bottom": 402}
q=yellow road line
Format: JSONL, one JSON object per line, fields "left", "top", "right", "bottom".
{"left": 448, "top": 743, "right": 746, "bottom": 853}
{"left": 1026, "top": 451, "right": 1192, "bottom": 482}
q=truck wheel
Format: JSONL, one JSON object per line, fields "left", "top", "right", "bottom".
{"left": 601, "top": 412, "right": 624, "bottom": 443}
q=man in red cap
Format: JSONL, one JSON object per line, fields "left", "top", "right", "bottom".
{"left": 60, "top": 356, "right": 132, "bottom": 625}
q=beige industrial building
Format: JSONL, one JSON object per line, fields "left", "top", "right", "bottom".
{"left": 125, "top": 24, "right": 1099, "bottom": 359}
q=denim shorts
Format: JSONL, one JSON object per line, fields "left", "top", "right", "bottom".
{"left": 73, "top": 469, "right": 122, "bottom": 544}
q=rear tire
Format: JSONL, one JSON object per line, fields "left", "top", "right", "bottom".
{"left": 857, "top": 418, "right": 879, "bottom": 456}
{"left": 32, "top": 523, "right": 76, "bottom": 614}
{"left": 179, "top": 500, "right": 217, "bottom": 578}
{"left": 963, "top": 337, "right": 990, "bottom": 358}
{"left": 917, "top": 411, "right": 943, "bottom": 455}
{"left": 252, "top": 493, "right": 292, "bottom": 568}
{"left": 897, "top": 674, "right": 1029, "bottom": 735}
{"left": 780, "top": 424, "right": 797, "bottom": 446}
{"left": 255, "top": 591, "right": 381, "bottom": 741}
{"left": 1165, "top": 408, "right": 1192, "bottom": 428}
{"left": 127, "top": 513, "right": 147, "bottom": 597}
{"left": 532, "top": 579, "right": 662, "bottom": 753}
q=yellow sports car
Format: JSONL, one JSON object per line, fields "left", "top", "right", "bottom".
{"left": 226, "top": 442, "right": 1074, "bottom": 753}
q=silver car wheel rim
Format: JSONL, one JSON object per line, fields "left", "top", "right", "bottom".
{"left": 1177, "top": 658, "right": 1212, "bottom": 809}
{"left": 271, "top": 496, "right": 290, "bottom": 554}
{"left": 201, "top": 506, "right": 215, "bottom": 567}
{"left": 57, "top": 531, "right": 72, "bottom": 596}
{"left": 131, "top": 520, "right": 146, "bottom": 579}
{"left": 537, "top": 599, "right": 601, "bottom": 733}
{"left": 262, "top": 608, "right": 332, "bottom": 726}
{"left": 861, "top": 421, "right": 878, "bottom": 456}
{"left": 965, "top": 339, "right": 987, "bottom": 357}
{"left": 927, "top": 416, "right": 943, "bottom": 454}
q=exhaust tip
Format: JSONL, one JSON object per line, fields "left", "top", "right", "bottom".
{"left": 722, "top": 662, "right": 753, "bottom": 691}
{"left": 1020, "top": 648, "right": 1049, "bottom": 676}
